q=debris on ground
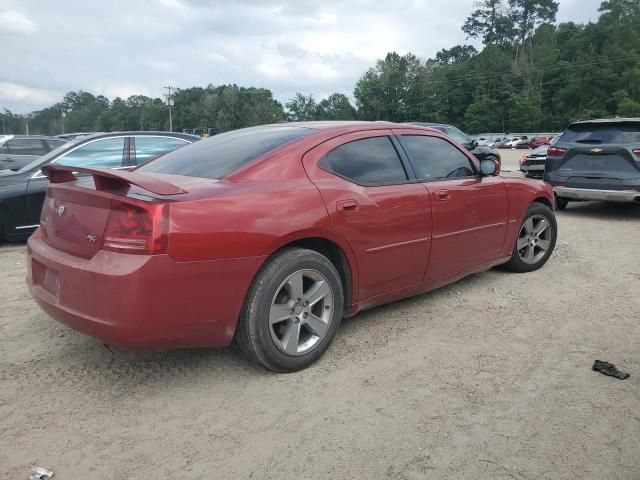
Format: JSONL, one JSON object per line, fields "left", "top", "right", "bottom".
{"left": 592, "top": 360, "right": 630, "bottom": 380}
{"left": 30, "top": 466, "right": 54, "bottom": 479}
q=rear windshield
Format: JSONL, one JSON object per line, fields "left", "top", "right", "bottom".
{"left": 559, "top": 123, "right": 640, "bottom": 144}
{"left": 137, "top": 126, "right": 313, "bottom": 179}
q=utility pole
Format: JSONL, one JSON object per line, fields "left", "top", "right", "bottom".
{"left": 164, "top": 85, "right": 174, "bottom": 132}
{"left": 61, "top": 110, "right": 66, "bottom": 134}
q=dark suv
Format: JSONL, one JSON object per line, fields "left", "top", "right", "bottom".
{"left": 410, "top": 123, "right": 501, "bottom": 165}
{"left": 544, "top": 119, "right": 640, "bottom": 209}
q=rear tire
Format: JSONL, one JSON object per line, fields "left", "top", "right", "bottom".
{"left": 235, "top": 248, "right": 344, "bottom": 372}
{"left": 505, "top": 203, "right": 557, "bottom": 273}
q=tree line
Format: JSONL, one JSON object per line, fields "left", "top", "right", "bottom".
{"left": 2, "top": 0, "right": 638, "bottom": 136}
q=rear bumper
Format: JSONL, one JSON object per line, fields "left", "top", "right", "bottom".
{"left": 27, "top": 229, "right": 266, "bottom": 351}
{"left": 554, "top": 186, "right": 640, "bottom": 203}
{"left": 520, "top": 163, "right": 545, "bottom": 174}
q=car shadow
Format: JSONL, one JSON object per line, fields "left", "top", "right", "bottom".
{"left": 558, "top": 201, "right": 640, "bottom": 221}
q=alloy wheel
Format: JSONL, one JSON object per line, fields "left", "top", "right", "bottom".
{"left": 517, "top": 214, "right": 553, "bottom": 265}
{"left": 268, "top": 269, "right": 334, "bottom": 356}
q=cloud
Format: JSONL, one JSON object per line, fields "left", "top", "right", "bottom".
{"left": 0, "top": 82, "right": 58, "bottom": 105}
{"left": 93, "top": 84, "right": 153, "bottom": 100}
{"left": 0, "top": 9, "right": 37, "bottom": 34}
{"left": 143, "top": 60, "right": 175, "bottom": 72}
{"left": 0, "top": 0, "right": 605, "bottom": 113}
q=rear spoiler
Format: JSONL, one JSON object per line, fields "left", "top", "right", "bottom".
{"left": 41, "top": 165, "right": 187, "bottom": 195}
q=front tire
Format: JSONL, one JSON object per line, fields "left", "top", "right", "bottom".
{"left": 556, "top": 196, "right": 569, "bottom": 210}
{"left": 505, "top": 203, "right": 557, "bottom": 273}
{"left": 235, "top": 248, "right": 344, "bottom": 372}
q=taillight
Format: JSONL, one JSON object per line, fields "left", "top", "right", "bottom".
{"left": 102, "top": 201, "right": 169, "bottom": 255}
{"left": 547, "top": 146, "right": 566, "bottom": 157}
{"left": 633, "top": 148, "right": 640, "bottom": 158}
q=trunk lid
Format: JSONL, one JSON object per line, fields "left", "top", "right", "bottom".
{"left": 556, "top": 146, "right": 640, "bottom": 189}
{"left": 39, "top": 166, "right": 196, "bottom": 259}
{"left": 41, "top": 182, "right": 114, "bottom": 258}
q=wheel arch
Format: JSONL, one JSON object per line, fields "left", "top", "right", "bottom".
{"left": 265, "top": 234, "right": 358, "bottom": 315}
{"left": 533, "top": 196, "right": 553, "bottom": 210}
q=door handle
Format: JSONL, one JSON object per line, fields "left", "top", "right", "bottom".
{"left": 337, "top": 199, "right": 359, "bottom": 215}
{"left": 435, "top": 189, "right": 450, "bottom": 201}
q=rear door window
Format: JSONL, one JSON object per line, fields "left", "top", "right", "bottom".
{"left": 46, "top": 139, "right": 67, "bottom": 151}
{"left": 56, "top": 137, "right": 126, "bottom": 168}
{"left": 399, "top": 135, "right": 476, "bottom": 181}
{"left": 133, "top": 136, "right": 190, "bottom": 165}
{"left": 6, "top": 139, "right": 48, "bottom": 155}
{"left": 559, "top": 124, "right": 640, "bottom": 144}
{"left": 320, "top": 136, "right": 408, "bottom": 186}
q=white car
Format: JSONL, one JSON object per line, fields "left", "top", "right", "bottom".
{"left": 503, "top": 137, "right": 523, "bottom": 148}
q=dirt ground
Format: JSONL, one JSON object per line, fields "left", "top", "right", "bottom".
{"left": 1, "top": 151, "right": 639, "bottom": 479}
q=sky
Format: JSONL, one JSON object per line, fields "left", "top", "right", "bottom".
{"left": 1, "top": 0, "right": 603, "bottom": 113}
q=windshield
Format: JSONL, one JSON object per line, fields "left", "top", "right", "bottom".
{"left": 17, "top": 137, "right": 84, "bottom": 173}
{"left": 559, "top": 123, "right": 640, "bottom": 144}
{"left": 137, "top": 126, "right": 314, "bottom": 179}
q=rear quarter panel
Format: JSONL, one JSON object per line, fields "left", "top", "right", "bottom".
{"left": 166, "top": 179, "right": 357, "bottom": 265}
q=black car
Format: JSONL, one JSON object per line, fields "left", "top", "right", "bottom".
{"left": 0, "top": 135, "right": 69, "bottom": 170}
{"left": 544, "top": 118, "right": 640, "bottom": 210}
{"left": 410, "top": 123, "right": 502, "bottom": 164}
{"left": 0, "top": 131, "right": 199, "bottom": 241}
{"left": 520, "top": 145, "right": 549, "bottom": 178}
{"left": 56, "top": 132, "right": 98, "bottom": 140}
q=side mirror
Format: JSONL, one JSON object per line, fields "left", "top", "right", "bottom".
{"left": 480, "top": 158, "right": 499, "bottom": 176}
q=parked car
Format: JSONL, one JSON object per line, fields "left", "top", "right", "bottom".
{"left": 0, "top": 135, "right": 69, "bottom": 171}
{"left": 515, "top": 139, "right": 532, "bottom": 149}
{"left": 488, "top": 137, "right": 506, "bottom": 148}
{"left": 56, "top": 132, "right": 98, "bottom": 140}
{"left": 0, "top": 131, "right": 199, "bottom": 240}
{"left": 531, "top": 136, "right": 553, "bottom": 148}
{"left": 496, "top": 137, "right": 518, "bottom": 148}
{"left": 27, "top": 122, "right": 557, "bottom": 372}
{"left": 544, "top": 118, "right": 640, "bottom": 210}
{"left": 410, "top": 123, "right": 501, "bottom": 165}
{"left": 501, "top": 137, "right": 528, "bottom": 149}
{"left": 520, "top": 145, "right": 549, "bottom": 178}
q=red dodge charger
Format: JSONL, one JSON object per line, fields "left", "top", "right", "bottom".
{"left": 27, "top": 122, "right": 557, "bottom": 371}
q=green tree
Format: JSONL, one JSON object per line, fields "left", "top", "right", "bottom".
{"left": 462, "top": 0, "right": 516, "bottom": 45}
{"left": 354, "top": 52, "right": 423, "bottom": 122}
{"left": 509, "top": 0, "right": 559, "bottom": 48}
{"left": 315, "top": 93, "right": 357, "bottom": 120}
{"left": 285, "top": 93, "right": 318, "bottom": 121}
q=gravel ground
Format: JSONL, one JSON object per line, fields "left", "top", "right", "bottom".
{"left": 1, "top": 155, "right": 639, "bottom": 479}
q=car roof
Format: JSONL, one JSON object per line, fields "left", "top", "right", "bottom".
{"left": 2, "top": 134, "right": 64, "bottom": 140}
{"left": 73, "top": 131, "right": 201, "bottom": 141}
{"left": 570, "top": 118, "right": 640, "bottom": 126}
{"left": 267, "top": 121, "right": 437, "bottom": 135}
{"left": 409, "top": 122, "right": 451, "bottom": 128}
{"left": 274, "top": 121, "right": 397, "bottom": 130}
